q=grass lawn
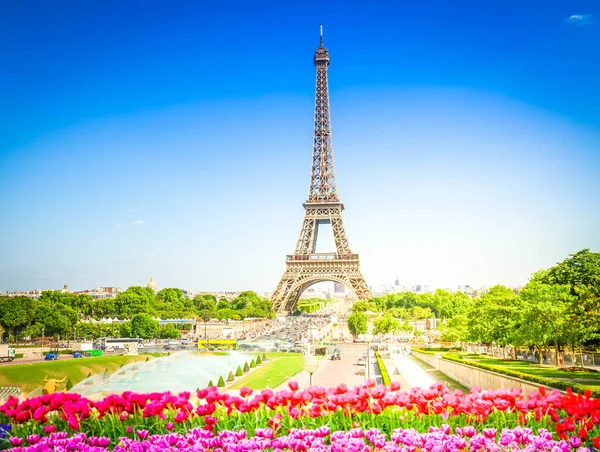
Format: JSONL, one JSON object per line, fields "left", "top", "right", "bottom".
{"left": 0, "top": 355, "right": 150, "bottom": 394}
{"left": 461, "top": 355, "right": 600, "bottom": 387}
{"left": 229, "top": 353, "right": 303, "bottom": 390}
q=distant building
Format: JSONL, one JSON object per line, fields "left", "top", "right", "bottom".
{"left": 147, "top": 276, "right": 156, "bottom": 292}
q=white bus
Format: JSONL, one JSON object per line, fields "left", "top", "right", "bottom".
{"left": 96, "top": 338, "right": 143, "bottom": 350}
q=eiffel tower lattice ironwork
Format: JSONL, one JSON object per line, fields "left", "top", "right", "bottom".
{"left": 271, "top": 26, "right": 372, "bottom": 315}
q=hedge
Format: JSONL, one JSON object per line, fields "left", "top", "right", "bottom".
{"left": 375, "top": 351, "right": 391, "bottom": 386}
{"left": 441, "top": 353, "right": 600, "bottom": 398}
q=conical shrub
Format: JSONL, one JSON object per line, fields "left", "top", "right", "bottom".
{"left": 262, "top": 353, "right": 267, "bottom": 361}
{"left": 243, "top": 362, "right": 249, "bottom": 372}
{"left": 87, "top": 372, "right": 92, "bottom": 379}
{"left": 208, "top": 380, "right": 214, "bottom": 387}
{"left": 256, "top": 355, "right": 262, "bottom": 365}
{"left": 227, "top": 370, "right": 235, "bottom": 382}
{"left": 250, "top": 359, "right": 256, "bottom": 368}
{"left": 66, "top": 378, "right": 73, "bottom": 391}
{"left": 145, "top": 357, "right": 150, "bottom": 362}
{"left": 217, "top": 376, "right": 225, "bottom": 387}
{"left": 236, "top": 366, "right": 243, "bottom": 377}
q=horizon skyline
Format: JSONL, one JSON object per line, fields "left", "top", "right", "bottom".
{"left": 1, "top": 0, "right": 599, "bottom": 294}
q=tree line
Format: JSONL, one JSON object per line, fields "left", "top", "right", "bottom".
{"left": 347, "top": 248, "right": 600, "bottom": 364}
{"left": 0, "top": 288, "right": 274, "bottom": 343}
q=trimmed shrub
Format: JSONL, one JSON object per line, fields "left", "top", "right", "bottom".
{"left": 217, "top": 376, "right": 225, "bottom": 387}
{"left": 375, "top": 351, "right": 391, "bottom": 386}
{"left": 227, "top": 371, "right": 235, "bottom": 382}
{"left": 262, "top": 353, "right": 267, "bottom": 361}
{"left": 440, "top": 353, "right": 600, "bottom": 398}
{"left": 65, "top": 378, "right": 73, "bottom": 391}
{"left": 250, "top": 359, "right": 256, "bottom": 368}
{"left": 256, "top": 355, "right": 262, "bottom": 365}
{"left": 236, "top": 366, "right": 243, "bottom": 377}
{"left": 208, "top": 380, "right": 214, "bottom": 387}
{"left": 243, "top": 362, "right": 250, "bottom": 373}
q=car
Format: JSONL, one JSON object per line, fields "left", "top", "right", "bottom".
{"left": 45, "top": 352, "right": 59, "bottom": 361}
{"left": 73, "top": 352, "right": 83, "bottom": 358}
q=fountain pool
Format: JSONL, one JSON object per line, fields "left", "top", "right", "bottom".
{"left": 72, "top": 351, "right": 251, "bottom": 395}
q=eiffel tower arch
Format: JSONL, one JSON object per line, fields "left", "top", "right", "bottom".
{"left": 271, "top": 26, "right": 372, "bottom": 315}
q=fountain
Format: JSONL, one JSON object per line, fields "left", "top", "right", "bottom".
{"left": 71, "top": 351, "right": 250, "bottom": 396}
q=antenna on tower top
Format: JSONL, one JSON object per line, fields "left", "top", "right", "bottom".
{"left": 320, "top": 23, "right": 323, "bottom": 46}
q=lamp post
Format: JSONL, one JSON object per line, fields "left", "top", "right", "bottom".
{"left": 303, "top": 354, "right": 319, "bottom": 387}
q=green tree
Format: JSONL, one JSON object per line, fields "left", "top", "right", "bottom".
{"left": 236, "top": 366, "right": 243, "bottom": 376}
{"left": 227, "top": 370, "right": 235, "bottom": 382}
{"left": 130, "top": 313, "right": 159, "bottom": 339}
{"left": 347, "top": 312, "right": 368, "bottom": 339}
{"left": 541, "top": 249, "right": 600, "bottom": 292}
{"left": 250, "top": 359, "right": 256, "bottom": 368}
{"left": 514, "top": 282, "right": 576, "bottom": 365}
{"left": 114, "top": 286, "right": 154, "bottom": 317}
{"left": 159, "top": 323, "right": 181, "bottom": 339}
{"left": 217, "top": 376, "right": 225, "bottom": 387}
{"left": 466, "top": 285, "right": 519, "bottom": 357}
{"left": 351, "top": 300, "right": 378, "bottom": 313}
{"left": 439, "top": 314, "right": 469, "bottom": 348}
{"left": 0, "top": 296, "right": 36, "bottom": 342}
{"left": 243, "top": 362, "right": 249, "bottom": 372}
{"left": 372, "top": 313, "right": 400, "bottom": 336}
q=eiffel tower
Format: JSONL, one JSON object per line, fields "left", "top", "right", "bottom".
{"left": 271, "top": 26, "right": 372, "bottom": 315}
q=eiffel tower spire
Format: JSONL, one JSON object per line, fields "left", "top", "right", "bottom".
{"left": 309, "top": 23, "right": 337, "bottom": 202}
{"left": 271, "top": 27, "right": 372, "bottom": 314}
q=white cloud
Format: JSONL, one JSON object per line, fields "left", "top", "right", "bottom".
{"left": 131, "top": 220, "right": 146, "bottom": 225}
{"left": 115, "top": 222, "right": 123, "bottom": 227}
{"left": 565, "top": 14, "right": 595, "bottom": 26}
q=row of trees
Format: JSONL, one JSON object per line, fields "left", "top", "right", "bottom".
{"left": 0, "top": 289, "right": 274, "bottom": 342}
{"left": 346, "top": 248, "right": 600, "bottom": 364}
{"left": 443, "top": 249, "right": 600, "bottom": 363}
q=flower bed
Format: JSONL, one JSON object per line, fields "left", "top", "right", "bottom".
{"left": 1, "top": 381, "right": 599, "bottom": 451}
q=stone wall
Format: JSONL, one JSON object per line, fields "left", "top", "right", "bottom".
{"left": 411, "top": 351, "right": 556, "bottom": 394}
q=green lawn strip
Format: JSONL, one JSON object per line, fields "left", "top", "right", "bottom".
{"left": 0, "top": 355, "right": 149, "bottom": 394}
{"left": 229, "top": 355, "right": 303, "bottom": 390}
{"left": 442, "top": 353, "right": 600, "bottom": 396}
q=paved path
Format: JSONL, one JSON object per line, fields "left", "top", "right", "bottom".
{"left": 276, "top": 352, "right": 366, "bottom": 391}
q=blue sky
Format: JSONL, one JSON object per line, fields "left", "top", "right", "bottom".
{"left": 1, "top": 0, "right": 599, "bottom": 293}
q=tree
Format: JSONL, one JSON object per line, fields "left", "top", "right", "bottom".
{"left": 227, "top": 371, "right": 235, "bottom": 382}
{"left": 407, "top": 306, "right": 433, "bottom": 331}
{"left": 466, "top": 285, "right": 519, "bottom": 356}
{"left": 217, "top": 376, "right": 225, "bottom": 387}
{"left": 114, "top": 287, "right": 154, "bottom": 317}
{"left": 235, "top": 366, "right": 243, "bottom": 376}
{"left": 351, "top": 300, "right": 378, "bottom": 313}
{"left": 372, "top": 313, "right": 400, "bottom": 336}
{"left": 541, "top": 249, "right": 600, "bottom": 292}
{"left": 347, "top": 312, "right": 368, "bottom": 339}
{"left": 0, "top": 296, "right": 36, "bottom": 341}
{"left": 243, "top": 362, "right": 249, "bottom": 372}
{"left": 439, "top": 314, "right": 468, "bottom": 348}
{"left": 514, "top": 282, "right": 575, "bottom": 365}
{"left": 159, "top": 323, "right": 181, "bottom": 339}
{"left": 130, "top": 313, "right": 159, "bottom": 339}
